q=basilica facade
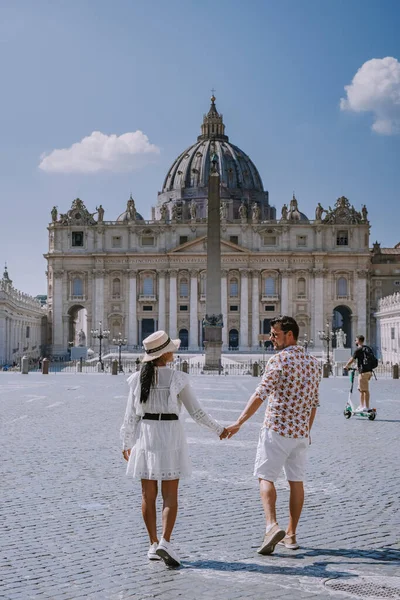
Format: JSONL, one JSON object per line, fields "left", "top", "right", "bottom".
{"left": 45, "top": 97, "right": 371, "bottom": 356}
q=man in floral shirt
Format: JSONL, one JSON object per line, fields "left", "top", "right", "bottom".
{"left": 222, "top": 316, "right": 321, "bottom": 555}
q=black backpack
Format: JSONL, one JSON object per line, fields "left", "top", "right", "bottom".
{"left": 360, "top": 345, "right": 378, "bottom": 373}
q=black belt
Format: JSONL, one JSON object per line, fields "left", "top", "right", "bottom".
{"left": 142, "top": 413, "right": 178, "bottom": 421}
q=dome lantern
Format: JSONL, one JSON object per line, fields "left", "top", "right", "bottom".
{"left": 198, "top": 95, "right": 229, "bottom": 142}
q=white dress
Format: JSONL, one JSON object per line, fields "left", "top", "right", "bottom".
{"left": 120, "top": 367, "right": 224, "bottom": 480}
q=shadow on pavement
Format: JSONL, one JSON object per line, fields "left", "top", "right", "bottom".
{"left": 282, "top": 547, "right": 400, "bottom": 564}
{"left": 182, "top": 559, "right": 349, "bottom": 579}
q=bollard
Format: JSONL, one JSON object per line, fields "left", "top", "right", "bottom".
{"left": 77, "top": 361, "right": 82, "bottom": 373}
{"left": 21, "top": 356, "right": 29, "bottom": 375}
{"left": 322, "top": 363, "right": 330, "bottom": 378}
{"left": 393, "top": 364, "right": 399, "bottom": 379}
{"left": 182, "top": 360, "right": 189, "bottom": 374}
{"left": 111, "top": 359, "right": 118, "bottom": 375}
{"left": 41, "top": 358, "right": 49, "bottom": 375}
{"left": 252, "top": 362, "right": 259, "bottom": 377}
{"left": 97, "top": 362, "right": 102, "bottom": 372}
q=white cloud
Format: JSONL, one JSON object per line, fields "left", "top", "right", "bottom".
{"left": 340, "top": 57, "right": 400, "bottom": 135}
{"left": 39, "top": 130, "right": 160, "bottom": 173}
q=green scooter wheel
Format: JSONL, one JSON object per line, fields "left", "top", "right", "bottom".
{"left": 368, "top": 412, "right": 376, "bottom": 421}
{"left": 344, "top": 409, "right": 352, "bottom": 419}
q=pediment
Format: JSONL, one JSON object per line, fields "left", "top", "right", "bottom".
{"left": 171, "top": 236, "right": 248, "bottom": 254}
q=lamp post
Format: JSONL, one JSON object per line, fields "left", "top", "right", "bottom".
{"left": 91, "top": 322, "right": 110, "bottom": 371}
{"left": 299, "top": 332, "right": 314, "bottom": 354}
{"left": 113, "top": 332, "right": 127, "bottom": 373}
{"left": 318, "top": 321, "right": 334, "bottom": 376}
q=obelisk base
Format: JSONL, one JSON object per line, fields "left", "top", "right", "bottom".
{"left": 203, "top": 325, "right": 223, "bottom": 371}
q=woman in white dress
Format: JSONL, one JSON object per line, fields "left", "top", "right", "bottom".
{"left": 121, "top": 330, "right": 226, "bottom": 567}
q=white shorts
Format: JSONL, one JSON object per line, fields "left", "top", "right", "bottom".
{"left": 254, "top": 427, "right": 308, "bottom": 482}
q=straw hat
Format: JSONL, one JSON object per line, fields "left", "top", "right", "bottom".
{"left": 142, "top": 330, "right": 181, "bottom": 362}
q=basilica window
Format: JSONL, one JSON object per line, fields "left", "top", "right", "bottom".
{"left": 141, "top": 236, "right": 155, "bottom": 246}
{"left": 263, "top": 235, "right": 276, "bottom": 246}
{"left": 26, "top": 326, "right": 30, "bottom": 339}
{"left": 229, "top": 278, "right": 239, "bottom": 297}
{"left": 230, "top": 235, "right": 239, "bottom": 245}
{"left": 112, "top": 278, "right": 121, "bottom": 298}
{"left": 179, "top": 278, "right": 189, "bottom": 298}
{"left": 179, "top": 236, "right": 188, "bottom": 245}
{"left": 336, "top": 230, "right": 348, "bottom": 246}
{"left": 337, "top": 277, "right": 348, "bottom": 297}
{"left": 264, "top": 276, "right": 276, "bottom": 296}
{"left": 143, "top": 276, "right": 154, "bottom": 296}
{"left": 72, "top": 277, "right": 83, "bottom": 297}
{"left": 297, "top": 277, "right": 306, "bottom": 298}
{"left": 72, "top": 232, "right": 84, "bottom": 247}
{"left": 296, "top": 235, "right": 307, "bottom": 247}
{"left": 112, "top": 236, "right": 122, "bottom": 248}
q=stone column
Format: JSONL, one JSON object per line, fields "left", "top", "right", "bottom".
{"left": 128, "top": 270, "right": 138, "bottom": 347}
{"left": 280, "top": 269, "right": 290, "bottom": 315}
{"left": 92, "top": 269, "right": 105, "bottom": 349}
{"left": 189, "top": 270, "right": 198, "bottom": 349}
{"left": 158, "top": 270, "right": 166, "bottom": 333}
{"left": 221, "top": 270, "right": 228, "bottom": 350}
{"left": 240, "top": 270, "right": 249, "bottom": 350}
{"left": 356, "top": 269, "right": 368, "bottom": 336}
{"left": 52, "top": 270, "right": 64, "bottom": 352}
{"left": 251, "top": 270, "right": 260, "bottom": 348}
{"left": 312, "top": 268, "right": 325, "bottom": 350}
{"left": 169, "top": 270, "right": 178, "bottom": 339}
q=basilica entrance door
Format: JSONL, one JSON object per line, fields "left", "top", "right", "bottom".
{"left": 229, "top": 329, "right": 239, "bottom": 349}
{"left": 178, "top": 329, "right": 189, "bottom": 349}
{"left": 141, "top": 319, "right": 155, "bottom": 344}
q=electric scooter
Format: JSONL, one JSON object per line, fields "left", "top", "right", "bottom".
{"left": 343, "top": 368, "right": 377, "bottom": 421}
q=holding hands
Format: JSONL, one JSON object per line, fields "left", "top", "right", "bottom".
{"left": 220, "top": 422, "right": 241, "bottom": 440}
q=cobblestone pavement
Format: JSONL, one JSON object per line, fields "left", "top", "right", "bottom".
{"left": 1, "top": 372, "right": 399, "bottom": 600}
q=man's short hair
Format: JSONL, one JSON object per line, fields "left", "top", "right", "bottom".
{"left": 356, "top": 335, "right": 365, "bottom": 344}
{"left": 270, "top": 316, "right": 299, "bottom": 340}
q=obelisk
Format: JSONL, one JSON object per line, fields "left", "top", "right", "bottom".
{"left": 203, "top": 147, "right": 223, "bottom": 370}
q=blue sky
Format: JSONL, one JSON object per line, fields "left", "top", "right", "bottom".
{"left": 1, "top": 0, "right": 399, "bottom": 295}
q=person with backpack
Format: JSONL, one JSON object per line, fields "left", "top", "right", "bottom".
{"left": 345, "top": 335, "right": 378, "bottom": 411}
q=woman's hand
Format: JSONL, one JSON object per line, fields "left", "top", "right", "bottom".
{"left": 122, "top": 449, "right": 131, "bottom": 461}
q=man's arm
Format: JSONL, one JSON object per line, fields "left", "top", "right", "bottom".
{"left": 309, "top": 406, "right": 317, "bottom": 432}
{"left": 222, "top": 392, "right": 263, "bottom": 438}
{"left": 221, "top": 360, "right": 281, "bottom": 439}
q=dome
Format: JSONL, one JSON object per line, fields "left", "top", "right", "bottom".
{"left": 116, "top": 211, "right": 144, "bottom": 222}
{"left": 156, "top": 97, "right": 275, "bottom": 221}
{"left": 161, "top": 139, "right": 264, "bottom": 194}
{"left": 116, "top": 195, "right": 144, "bottom": 222}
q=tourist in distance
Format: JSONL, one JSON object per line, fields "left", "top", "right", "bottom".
{"left": 121, "top": 330, "right": 226, "bottom": 567}
{"left": 344, "top": 335, "right": 377, "bottom": 411}
{"left": 221, "top": 316, "right": 321, "bottom": 554}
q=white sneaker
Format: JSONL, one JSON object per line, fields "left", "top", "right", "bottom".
{"left": 356, "top": 405, "right": 363, "bottom": 412}
{"left": 147, "top": 542, "right": 161, "bottom": 560}
{"left": 156, "top": 538, "right": 181, "bottom": 567}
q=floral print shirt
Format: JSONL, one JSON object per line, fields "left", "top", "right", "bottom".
{"left": 255, "top": 345, "right": 321, "bottom": 438}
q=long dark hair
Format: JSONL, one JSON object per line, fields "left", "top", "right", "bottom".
{"left": 140, "top": 361, "right": 157, "bottom": 403}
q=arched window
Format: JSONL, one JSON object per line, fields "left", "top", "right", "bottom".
{"left": 265, "top": 276, "right": 275, "bottom": 296}
{"left": 229, "top": 277, "right": 239, "bottom": 297}
{"left": 337, "top": 277, "right": 348, "bottom": 297}
{"left": 297, "top": 277, "right": 306, "bottom": 297}
{"left": 112, "top": 278, "right": 121, "bottom": 298}
{"left": 179, "top": 278, "right": 189, "bottom": 298}
{"left": 143, "top": 276, "right": 154, "bottom": 296}
{"left": 72, "top": 277, "right": 83, "bottom": 297}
